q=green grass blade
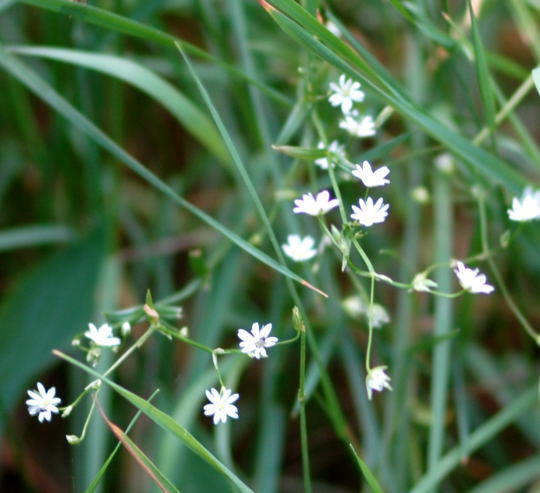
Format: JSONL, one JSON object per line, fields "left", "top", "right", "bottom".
{"left": 264, "top": 0, "right": 527, "bottom": 193}
{"left": 97, "top": 402, "right": 180, "bottom": 493}
{"left": 85, "top": 390, "right": 160, "bottom": 493}
{"left": 469, "top": 2, "right": 497, "bottom": 147}
{"left": 348, "top": 444, "right": 384, "bottom": 493}
{"left": 54, "top": 350, "right": 254, "bottom": 493}
{"left": 0, "top": 46, "right": 325, "bottom": 296}
{"left": 9, "top": 45, "right": 229, "bottom": 165}
{"left": 410, "top": 387, "right": 538, "bottom": 493}
{"left": 18, "top": 0, "right": 290, "bottom": 107}
{"left": 0, "top": 224, "right": 74, "bottom": 251}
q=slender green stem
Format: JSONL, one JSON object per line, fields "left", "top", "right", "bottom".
{"left": 298, "top": 325, "right": 312, "bottom": 493}
{"left": 477, "top": 195, "right": 539, "bottom": 341}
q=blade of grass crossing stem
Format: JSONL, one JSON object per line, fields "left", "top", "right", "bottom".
{"left": 18, "top": 0, "right": 290, "bottom": 107}
{"left": 0, "top": 46, "right": 326, "bottom": 297}
{"left": 96, "top": 402, "right": 180, "bottom": 493}
{"left": 0, "top": 224, "right": 74, "bottom": 251}
{"left": 427, "top": 169, "right": 454, "bottom": 470}
{"left": 175, "top": 43, "right": 309, "bottom": 293}
{"left": 349, "top": 444, "right": 384, "bottom": 493}
{"left": 411, "top": 388, "right": 538, "bottom": 493}
{"left": 85, "top": 390, "right": 160, "bottom": 493}
{"left": 54, "top": 351, "right": 254, "bottom": 493}
{"left": 469, "top": 2, "right": 497, "bottom": 150}
{"left": 9, "top": 46, "right": 230, "bottom": 166}
{"left": 263, "top": 0, "right": 526, "bottom": 193}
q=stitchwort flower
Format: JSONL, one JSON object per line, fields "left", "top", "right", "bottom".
{"left": 293, "top": 190, "right": 339, "bottom": 216}
{"left": 350, "top": 197, "right": 389, "bottom": 226}
{"left": 328, "top": 74, "right": 364, "bottom": 114}
{"left": 26, "top": 382, "right": 61, "bottom": 423}
{"left": 339, "top": 112, "right": 376, "bottom": 138}
{"left": 453, "top": 261, "right": 494, "bottom": 294}
{"left": 84, "top": 323, "right": 121, "bottom": 347}
{"left": 366, "top": 366, "right": 392, "bottom": 400}
{"left": 352, "top": 160, "right": 390, "bottom": 187}
{"left": 282, "top": 234, "right": 317, "bottom": 262}
{"left": 507, "top": 187, "right": 540, "bottom": 222}
{"left": 203, "top": 387, "right": 239, "bottom": 425}
{"left": 238, "top": 322, "right": 278, "bottom": 359}
{"left": 314, "top": 140, "right": 345, "bottom": 170}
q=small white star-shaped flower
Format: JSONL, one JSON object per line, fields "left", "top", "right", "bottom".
{"left": 367, "top": 304, "right": 390, "bottom": 328}
{"left": 314, "top": 140, "right": 345, "bottom": 170}
{"left": 329, "top": 74, "right": 365, "bottom": 114}
{"left": 366, "top": 366, "right": 392, "bottom": 400}
{"left": 339, "top": 112, "right": 376, "bottom": 138}
{"left": 84, "top": 323, "right": 121, "bottom": 347}
{"left": 507, "top": 187, "right": 540, "bottom": 222}
{"left": 282, "top": 234, "right": 317, "bottom": 262}
{"left": 293, "top": 190, "right": 339, "bottom": 216}
{"left": 237, "top": 322, "right": 278, "bottom": 359}
{"left": 352, "top": 161, "right": 390, "bottom": 187}
{"left": 453, "top": 261, "right": 494, "bottom": 294}
{"left": 203, "top": 387, "right": 239, "bottom": 425}
{"left": 26, "top": 382, "right": 62, "bottom": 423}
{"left": 350, "top": 197, "right": 389, "bottom": 226}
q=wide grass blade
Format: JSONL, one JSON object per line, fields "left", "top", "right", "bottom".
{"left": 9, "top": 46, "right": 229, "bottom": 165}
{"left": 18, "top": 0, "right": 290, "bottom": 107}
{"left": 54, "top": 350, "right": 254, "bottom": 493}
{"left": 0, "top": 46, "right": 325, "bottom": 296}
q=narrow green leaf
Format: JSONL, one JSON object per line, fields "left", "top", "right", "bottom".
{"left": 272, "top": 145, "right": 327, "bottom": 160}
{"left": 348, "top": 444, "right": 384, "bottom": 493}
{"left": 0, "top": 46, "right": 325, "bottom": 296}
{"left": 469, "top": 2, "right": 497, "bottom": 145}
{"left": 97, "top": 403, "right": 180, "bottom": 493}
{"left": 0, "top": 224, "right": 74, "bottom": 251}
{"left": 54, "top": 350, "right": 254, "bottom": 493}
{"left": 85, "top": 390, "right": 160, "bottom": 493}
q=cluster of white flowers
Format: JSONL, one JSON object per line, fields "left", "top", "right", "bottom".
{"left": 328, "top": 74, "right": 376, "bottom": 139}
{"left": 203, "top": 322, "right": 279, "bottom": 425}
{"left": 507, "top": 187, "right": 540, "bottom": 222}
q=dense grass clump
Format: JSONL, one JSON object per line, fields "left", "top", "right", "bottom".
{"left": 1, "top": 1, "right": 539, "bottom": 492}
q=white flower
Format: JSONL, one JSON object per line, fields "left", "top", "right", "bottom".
{"left": 84, "top": 323, "right": 121, "bottom": 347}
{"left": 339, "top": 112, "right": 376, "bottom": 138}
{"left": 367, "top": 304, "right": 390, "bottom": 328}
{"left": 350, "top": 197, "right": 389, "bottom": 226}
{"left": 352, "top": 160, "right": 390, "bottom": 187}
{"left": 453, "top": 261, "right": 494, "bottom": 294}
{"left": 325, "top": 20, "right": 341, "bottom": 37}
{"left": 329, "top": 74, "right": 365, "bottom": 114}
{"left": 434, "top": 153, "right": 454, "bottom": 174}
{"left": 203, "top": 387, "right": 239, "bottom": 425}
{"left": 366, "top": 366, "right": 392, "bottom": 400}
{"left": 237, "top": 322, "right": 278, "bottom": 359}
{"left": 121, "top": 322, "right": 131, "bottom": 337}
{"left": 293, "top": 190, "right": 339, "bottom": 216}
{"left": 412, "top": 273, "right": 438, "bottom": 292}
{"left": 314, "top": 140, "right": 345, "bottom": 170}
{"left": 507, "top": 187, "right": 540, "bottom": 222}
{"left": 282, "top": 234, "right": 317, "bottom": 262}
{"left": 26, "top": 382, "right": 61, "bottom": 423}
